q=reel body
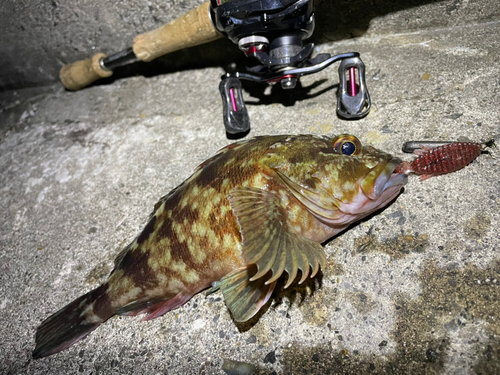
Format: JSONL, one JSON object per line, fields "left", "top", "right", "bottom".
{"left": 211, "top": 0, "right": 371, "bottom": 133}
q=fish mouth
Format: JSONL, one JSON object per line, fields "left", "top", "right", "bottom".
{"left": 318, "top": 156, "right": 408, "bottom": 218}
{"left": 347, "top": 156, "right": 407, "bottom": 216}
{"left": 330, "top": 157, "right": 407, "bottom": 218}
{"left": 362, "top": 157, "right": 407, "bottom": 200}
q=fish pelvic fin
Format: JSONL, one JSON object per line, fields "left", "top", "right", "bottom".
{"left": 221, "top": 266, "right": 277, "bottom": 322}
{"left": 33, "top": 284, "right": 113, "bottom": 359}
{"left": 229, "top": 187, "right": 326, "bottom": 289}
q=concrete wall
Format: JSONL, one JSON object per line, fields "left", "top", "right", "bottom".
{"left": 1, "top": 0, "right": 499, "bottom": 91}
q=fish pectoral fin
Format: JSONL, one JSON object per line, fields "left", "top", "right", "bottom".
{"left": 115, "top": 292, "right": 193, "bottom": 321}
{"left": 220, "top": 266, "right": 277, "bottom": 322}
{"left": 229, "top": 187, "right": 326, "bottom": 289}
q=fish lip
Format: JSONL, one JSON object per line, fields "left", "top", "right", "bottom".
{"left": 387, "top": 157, "right": 405, "bottom": 178}
{"left": 368, "top": 157, "right": 407, "bottom": 200}
{"left": 385, "top": 158, "right": 408, "bottom": 189}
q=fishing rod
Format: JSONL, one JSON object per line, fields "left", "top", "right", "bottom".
{"left": 60, "top": 0, "right": 371, "bottom": 134}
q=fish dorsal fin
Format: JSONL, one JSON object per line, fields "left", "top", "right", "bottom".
{"left": 220, "top": 266, "right": 277, "bottom": 322}
{"left": 113, "top": 243, "right": 132, "bottom": 269}
{"left": 228, "top": 187, "right": 326, "bottom": 288}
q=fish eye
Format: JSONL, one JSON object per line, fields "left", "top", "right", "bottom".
{"left": 341, "top": 141, "right": 356, "bottom": 155}
{"left": 332, "top": 135, "right": 362, "bottom": 156}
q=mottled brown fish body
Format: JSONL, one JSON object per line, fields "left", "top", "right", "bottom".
{"left": 107, "top": 137, "right": 314, "bottom": 307}
{"left": 33, "top": 134, "right": 407, "bottom": 358}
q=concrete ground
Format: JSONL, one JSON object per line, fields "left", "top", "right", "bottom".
{"left": 1, "top": 1, "right": 499, "bottom": 374}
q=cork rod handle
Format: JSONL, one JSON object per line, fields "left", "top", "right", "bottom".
{"left": 60, "top": 53, "right": 113, "bottom": 91}
{"left": 132, "top": 1, "right": 220, "bottom": 62}
{"left": 59, "top": 1, "right": 220, "bottom": 90}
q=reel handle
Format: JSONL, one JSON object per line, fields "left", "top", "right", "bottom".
{"left": 60, "top": 1, "right": 220, "bottom": 90}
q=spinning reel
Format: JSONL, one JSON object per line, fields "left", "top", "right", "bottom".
{"left": 59, "top": 0, "right": 370, "bottom": 134}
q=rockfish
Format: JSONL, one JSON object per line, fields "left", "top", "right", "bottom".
{"left": 33, "top": 134, "right": 407, "bottom": 358}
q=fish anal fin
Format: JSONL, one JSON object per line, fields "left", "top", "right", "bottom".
{"left": 229, "top": 187, "right": 326, "bottom": 289}
{"left": 221, "top": 266, "right": 277, "bottom": 322}
{"left": 142, "top": 293, "right": 193, "bottom": 321}
{"left": 115, "top": 292, "right": 193, "bottom": 321}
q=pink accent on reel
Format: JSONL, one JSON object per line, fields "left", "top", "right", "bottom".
{"left": 349, "top": 67, "right": 357, "bottom": 96}
{"left": 230, "top": 87, "right": 238, "bottom": 112}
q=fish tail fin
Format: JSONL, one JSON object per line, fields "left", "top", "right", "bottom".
{"left": 33, "top": 284, "right": 113, "bottom": 359}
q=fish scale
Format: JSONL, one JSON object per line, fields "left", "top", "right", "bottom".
{"left": 33, "top": 134, "right": 407, "bottom": 358}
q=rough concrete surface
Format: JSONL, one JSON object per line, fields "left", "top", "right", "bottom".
{"left": 1, "top": 0, "right": 499, "bottom": 374}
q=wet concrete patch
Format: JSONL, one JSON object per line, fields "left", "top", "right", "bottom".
{"left": 299, "top": 287, "right": 334, "bottom": 327}
{"left": 279, "top": 259, "right": 500, "bottom": 374}
{"left": 463, "top": 213, "right": 491, "bottom": 239}
{"left": 354, "top": 233, "right": 429, "bottom": 259}
{"left": 346, "top": 291, "right": 375, "bottom": 316}
{"left": 392, "top": 259, "right": 500, "bottom": 374}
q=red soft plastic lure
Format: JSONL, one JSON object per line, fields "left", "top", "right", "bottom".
{"left": 394, "top": 140, "right": 494, "bottom": 180}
